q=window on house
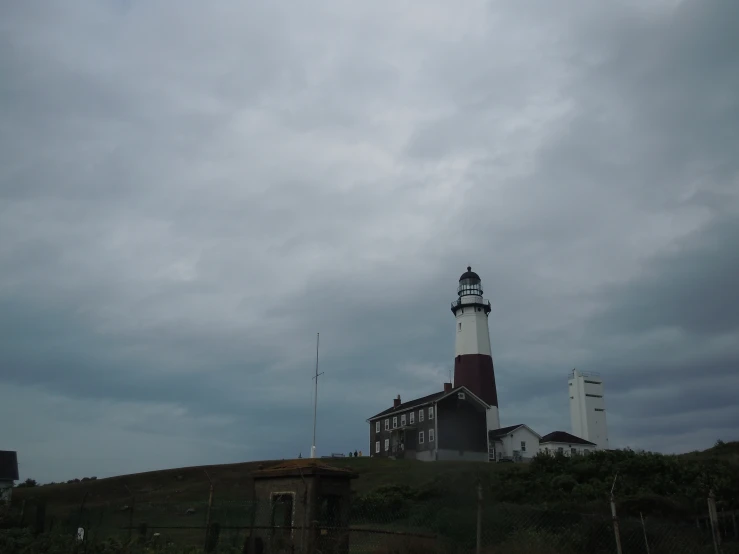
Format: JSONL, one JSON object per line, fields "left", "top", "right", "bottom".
{"left": 392, "top": 417, "right": 398, "bottom": 429}
{"left": 409, "top": 412, "right": 415, "bottom": 424}
{"left": 429, "top": 429, "right": 435, "bottom": 442}
{"left": 385, "top": 419, "right": 390, "bottom": 430}
{"left": 571, "top": 448, "right": 577, "bottom": 456}
{"left": 545, "top": 447, "right": 550, "bottom": 454}
{"left": 375, "top": 421, "right": 380, "bottom": 433}
{"left": 457, "top": 392, "right": 466, "bottom": 400}
{"left": 375, "top": 441, "right": 380, "bottom": 454}
{"left": 558, "top": 447, "right": 564, "bottom": 454}
{"left": 419, "top": 431, "right": 425, "bottom": 444}
{"left": 520, "top": 441, "right": 526, "bottom": 452}
{"left": 583, "top": 449, "right": 590, "bottom": 455}
{"left": 429, "top": 407, "right": 434, "bottom": 419}
{"left": 419, "top": 410, "right": 424, "bottom": 422}
{"left": 384, "top": 438, "right": 389, "bottom": 451}
{"left": 401, "top": 414, "right": 406, "bottom": 426}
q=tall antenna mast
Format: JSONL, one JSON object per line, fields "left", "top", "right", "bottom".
{"left": 311, "top": 332, "right": 324, "bottom": 459}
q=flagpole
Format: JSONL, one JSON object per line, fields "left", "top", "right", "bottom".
{"left": 311, "top": 333, "right": 323, "bottom": 458}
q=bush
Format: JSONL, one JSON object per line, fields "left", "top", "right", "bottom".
{"left": 16, "top": 479, "right": 37, "bottom": 488}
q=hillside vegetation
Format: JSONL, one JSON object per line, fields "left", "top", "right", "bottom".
{"left": 13, "top": 442, "right": 739, "bottom": 520}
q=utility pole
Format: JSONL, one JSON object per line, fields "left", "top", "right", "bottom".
{"left": 311, "top": 333, "right": 324, "bottom": 459}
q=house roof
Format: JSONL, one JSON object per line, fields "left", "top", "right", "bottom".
{"left": 488, "top": 424, "right": 541, "bottom": 440}
{"left": 437, "top": 386, "right": 490, "bottom": 409}
{"left": 540, "top": 431, "right": 596, "bottom": 446}
{"left": 367, "top": 385, "right": 489, "bottom": 421}
{"left": 0, "top": 450, "right": 19, "bottom": 481}
{"left": 368, "top": 390, "right": 446, "bottom": 421}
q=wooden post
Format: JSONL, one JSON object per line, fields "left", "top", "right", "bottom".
{"left": 203, "top": 469, "right": 214, "bottom": 553}
{"left": 640, "top": 512, "right": 651, "bottom": 554}
{"left": 124, "top": 485, "right": 134, "bottom": 542}
{"left": 476, "top": 483, "right": 483, "bottom": 554}
{"left": 708, "top": 490, "right": 722, "bottom": 554}
{"left": 75, "top": 492, "right": 89, "bottom": 539}
{"left": 610, "top": 474, "right": 623, "bottom": 554}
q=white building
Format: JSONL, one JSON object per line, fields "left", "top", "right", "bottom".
{"left": 539, "top": 431, "right": 597, "bottom": 457}
{"left": 569, "top": 368, "right": 609, "bottom": 449}
{"left": 488, "top": 424, "right": 541, "bottom": 462}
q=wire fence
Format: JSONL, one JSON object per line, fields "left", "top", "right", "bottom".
{"left": 9, "top": 488, "right": 738, "bottom": 553}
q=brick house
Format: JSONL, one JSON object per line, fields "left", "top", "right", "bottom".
{"left": 367, "top": 383, "right": 489, "bottom": 462}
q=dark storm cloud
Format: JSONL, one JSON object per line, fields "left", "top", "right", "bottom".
{"left": 589, "top": 215, "right": 739, "bottom": 338}
{"left": 1, "top": 0, "right": 738, "bottom": 480}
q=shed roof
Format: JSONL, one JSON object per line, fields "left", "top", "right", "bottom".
{"left": 0, "top": 451, "right": 19, "bottom": 481}
{"left": 252, "top": 459, "right": 358, "bottom": 480}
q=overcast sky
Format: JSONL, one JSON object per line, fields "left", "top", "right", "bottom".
{"left": 1, "top": 0, "right": 738, "bottom": 483}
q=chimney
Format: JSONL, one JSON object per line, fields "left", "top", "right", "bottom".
{"left": 393, "top": 395, "right": 401, "bottom": 408}
{"left": 444, "top": 382, "right": 453, "bottom": 393}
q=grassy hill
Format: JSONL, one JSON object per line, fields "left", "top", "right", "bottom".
{"left": 13, "top": 443, "right": 739, "bottom": 518}
{"left": 6, "top": 445, "right": 739, "bottom": 552}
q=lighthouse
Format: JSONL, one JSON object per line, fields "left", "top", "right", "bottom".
{"left": 451, "top": 266, "right": 501, "bottom": 431}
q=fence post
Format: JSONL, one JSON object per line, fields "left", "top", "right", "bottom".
{"left": 203, "top": 469, "right": 215, "bottom": 553}
{"left": 708, "top": 490, "right": 722, "bottom": 554}
{"left": 610, "top": 474, "right": 623, "bottom": 554}
{"left": 640, "top": 512, "right": 651, "bottom": 554}
{"left": 75, "top": 492, "right": 89, "bottom": 539}
{"left": 124, "top": 485, "right": 135, "bottom": 542}
{"left": 476, "top": 482, "right": 483, "bottom": 554}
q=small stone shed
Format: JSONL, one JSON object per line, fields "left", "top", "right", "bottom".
{"left": 0, "top": 451, "right": 19, "bottom": 505}
{"left": 245, "top": 459, "right": 357, "bottom": 554}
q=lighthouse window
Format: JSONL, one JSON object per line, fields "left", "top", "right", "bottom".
{"left": 458, "top": 322, "right": 462, "bottom": 331}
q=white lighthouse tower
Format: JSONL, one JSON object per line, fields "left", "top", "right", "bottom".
{"left": 451, "top": 266, "right": 501, "bottom": 431}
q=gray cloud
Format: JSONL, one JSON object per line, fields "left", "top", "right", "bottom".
{"left": 1, "top": 0, "right": 738, "bottom": 481}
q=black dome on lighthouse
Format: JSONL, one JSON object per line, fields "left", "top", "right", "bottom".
{"left": 459, "top": 266, "right": 480, "bottom": 282}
